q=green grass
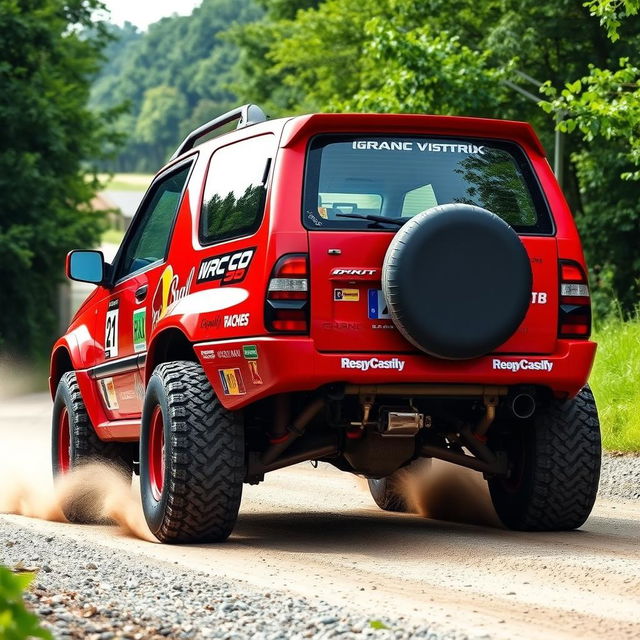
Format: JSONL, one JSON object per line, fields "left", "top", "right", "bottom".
{"left": 98, "top": 173, "right": 153, "bottom": 192}
{"left": 101, "top": 227, "right": 125, "bottom": 245}
{"left": 591, "top": 312, "right": 640, "bottom": 452}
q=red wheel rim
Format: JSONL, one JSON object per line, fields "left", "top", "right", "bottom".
{"left": 57, "top": 407, "right": 71, "bottom": 473}
{"left": 148, "top": 405, "right": 165, "bottom": 501}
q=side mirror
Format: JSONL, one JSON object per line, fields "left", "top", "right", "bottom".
{"left": 66, "top": 250, "right": 105, "bottom": 285}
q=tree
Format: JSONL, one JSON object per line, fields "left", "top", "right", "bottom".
{"left": 0, "top": 0, "right": 117, "bottom": 359}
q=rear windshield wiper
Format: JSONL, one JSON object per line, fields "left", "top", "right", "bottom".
{"left": 335, "top": 212, "right": 405, "bottom": 227}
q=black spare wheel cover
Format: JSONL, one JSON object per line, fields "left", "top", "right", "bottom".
{"left": 382, "top": 204, "right": 532, "bottom": 360}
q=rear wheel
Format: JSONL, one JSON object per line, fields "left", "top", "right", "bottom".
{"left": 51, "top": 372, "right": 135, "bottom": 522}
{"left": 140, "top": 361, "right": 245, "bottom": 543}
{"left": 489, "top": 385, "right": 601, "bottom": 531}
{"left": 368, "top": 474, "right": 406, "bottom": 513}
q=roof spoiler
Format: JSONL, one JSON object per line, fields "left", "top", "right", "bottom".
{"left": 170, "top": 104, "right": 268, "bottom": 160}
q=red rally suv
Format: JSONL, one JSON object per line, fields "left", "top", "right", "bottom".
{"left": 51, "top": 105, "right": 600, "bottom": 542}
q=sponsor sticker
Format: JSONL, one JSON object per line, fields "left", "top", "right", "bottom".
{"left": 217, "top": 348, "right": 242, "bottom": 359}
{"left": 351, "top": 140, "right": 485, "bottom": 154}
{"left": 197, "top": 248, "right": 255, "bottom": 286}
{"left": 492, "top": 359, "right": 554, "bottom": 372}
{"left": 201, "top": 349, "right": 216, "bottom": 360}
{"left": 99, "top": 377, "right": 119, "bottom": 410}
{"left": 243, "top": 345, "right": 258, "bottom": 360}
{"left": 334, "top": 288, "right": 360, "bottom": 302}
{"left": 151, "top": 266, "right": 194, "bottom": 326}
{"left": 224, "top": 313, "right": 250, "bottom": 328}
{"left": 368, "top": 289, "right": 391, "bottom": 319}
{"left": 341, "top": 357, "right": 405, "bottom": 372}
{"left": 331, "top": 268, "right": 377, "bottom": 277}
{"left": 248, "top": 359, "right": 263, "bottom": 385}
{"left": 104, "top": 300, "right": 119, "bottom": 359}
{"left": 133, "top": 308, "right": 146, "bottom": 353}
{"left": 531, "top": 292, "right": 548, "bottom": 304}
{"left": 218, "top": 368, "right": 246, "bottom": 395}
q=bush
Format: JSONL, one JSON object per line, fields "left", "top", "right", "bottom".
{"left": 591, "top": 310, "right": 640, "bottom": 451}
{"left": 0, "top": 565, "right": 51, "bottom": 640}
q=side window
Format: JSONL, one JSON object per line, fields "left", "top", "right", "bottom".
{"left": 402, "top": 184, "right": 438, "bottom": 218}
{"left": 201, "top": 134, "right": 275, "bottom": 243}
{"left": 117, "top": 164, "right": 191, "bottom": 279}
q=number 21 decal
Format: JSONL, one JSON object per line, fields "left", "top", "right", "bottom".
{"left": 105, "top": 299, "right": 119, "bottom": 359}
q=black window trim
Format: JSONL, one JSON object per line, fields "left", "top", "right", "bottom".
{"left": 109, "top": 154, "right": 198, "bottom": 287}
{"left": 198, "top": 133, "right": 276, "bottom": 248}
{"left": 301, "top": 133, "right": 556, "bottom": 237}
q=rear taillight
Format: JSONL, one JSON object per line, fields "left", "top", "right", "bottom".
{"left": 266, "top": 254, "right": 309, "bottom": 332}
{"left": 558, "top": 260, "right": 591, "bottom": 338}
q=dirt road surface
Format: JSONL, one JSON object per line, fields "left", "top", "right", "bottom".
{"left": 1, "top": 393, "right": 639, "bottom": 639}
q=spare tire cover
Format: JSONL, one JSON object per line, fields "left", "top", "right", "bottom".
{"left": 382, "top": 204, "right": 532, "bottom": 360}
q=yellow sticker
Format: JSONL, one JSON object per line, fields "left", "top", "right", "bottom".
{"left": 218, "top": 368, "right": 246, "bottom": 395}
{"left": 318, "top": 206, "right": 328, "bottom": 219}
{"left": 334, "top": 288, "right": 360, "bottom": 302}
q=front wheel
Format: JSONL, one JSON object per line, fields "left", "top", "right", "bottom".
{"left": 489, "top": 385, "right": 601, "bottom": 531}
{"left": 140, "top": 361, "right": 245, "bottom": 543}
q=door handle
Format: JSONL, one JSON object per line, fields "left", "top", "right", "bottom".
{"left": 135, "top": 285, "right": 148, "bottom": 302}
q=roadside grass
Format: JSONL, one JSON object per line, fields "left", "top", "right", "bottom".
{"left": 98, "top": 173, "right": 152, "bottom": 192}
{"left": 101, "top": 227, "right": 125, "bottom": 245}
{"left": 591, "top": 311, "right": 640, "bottom": 452}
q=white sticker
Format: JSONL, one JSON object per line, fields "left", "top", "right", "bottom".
{"left": 341, "top": 357, "right": 405, "bottom": 372}
{"left": 531, "top": 292, "right": 547, "bottom": 304}
{"left": 224, "top": 313, "right": 250, "bottom": 328}
{"left": 99, "top": 377, "right": 119, "bottom": 410}
{"left": 105, "top": 302, "right": 119, "bottom": 359}
{"left": 492, "top": 359, "right": 553, "bottom": 372}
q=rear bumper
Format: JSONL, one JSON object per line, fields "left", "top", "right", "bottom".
{"left": 195, "top": 338, "right": 597, "bottom": 409}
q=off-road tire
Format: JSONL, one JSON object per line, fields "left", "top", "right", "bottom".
{"left": 489, "top": 385, "right": 601, "bottom": 531}
{"left": 52, "top": 371, "right": 135, "bottom": 523}
{"left": 368, "top": 475, "right": 406, "bottom": 513}
{"left": 140, "top": 361, "right": 245, "bottom": 543}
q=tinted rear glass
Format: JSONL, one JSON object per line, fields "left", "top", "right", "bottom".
{"left": 303, "top": 135, "right": 552, "bottom": 233}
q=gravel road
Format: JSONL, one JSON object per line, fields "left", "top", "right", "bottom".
{"left": 1, "top": 393, "right": 639, "bottom": 640}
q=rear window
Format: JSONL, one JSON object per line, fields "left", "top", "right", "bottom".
{"left": 303, "top": 135, "right": 552, "bottom": 233}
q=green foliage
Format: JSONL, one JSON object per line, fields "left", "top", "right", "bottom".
{"left": 591, "top": 310, "right": 640, "bottom": 451}
{"left": 0, "top": 0, "right": 118, "bottom": 358}
{"left": 231, "top": 0, "right": 640, "bottom": 312}
{"left": 0, "top": 566, "right": 52, "bottom": 640}
{"left": 91, "top": 0, "right": 263, "bottom": 172}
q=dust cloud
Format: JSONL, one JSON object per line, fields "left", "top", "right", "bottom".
{"left": 0, "top": 463, "right": 156, "bottom": 542}
{"left": 394, "top": 459, "right": 502, "bottom": 527}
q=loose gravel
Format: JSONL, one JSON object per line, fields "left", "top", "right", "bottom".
{"left": 0, "top": 520, "right": 478, "bottom": 640}
{"left": 599, "top": 452, "right": 640, "bottom": 500}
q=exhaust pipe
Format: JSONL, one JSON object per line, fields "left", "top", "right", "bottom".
{"left": 510, "top": 393, "right": 536, "bottom": 420}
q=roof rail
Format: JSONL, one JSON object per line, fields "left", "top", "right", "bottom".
{"left": 170, "top": 104, "right": 268, "bottom": 160}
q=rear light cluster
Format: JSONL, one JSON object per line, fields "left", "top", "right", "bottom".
{"left": 558, "top": 260, "right": 591, "bottom": 338}
{"left": 265, "top": 254, "right": 309, "bottom": 333}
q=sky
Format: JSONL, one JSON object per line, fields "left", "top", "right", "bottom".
{"left": 99, "top": 0, "right": 203, "bottom": 30}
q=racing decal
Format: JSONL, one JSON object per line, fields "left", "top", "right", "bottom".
{"left": 492, "top": 359, "right": 554, "bottom": 372}
{"left": 104, "top": 299, "right": 119, "bottom": 359}
{"left": 99, "top": 377, "right": 119, "bottom": 410}
{"left": 151, "top": 266, "right": 195, "bottom": 326}
{"left": 216, "top": 348, "right": 242, "bottom": 359}
{"left": 531, "top": 292, "right": 548, "bottom": 304}
{"left": 197, "top": 248, "right": 256, "bottom": 286}
{"left": 341, "top": 357, "right": 405, "bottom": 372}
{"left": 218, "top": 368, "right": 246, "bottom": 395}
{"left": 132, "top": 308, "right": 146, "bottom": 353}
{"left": 330, "top": 268, "right": 378, "bottom": 278}
{"left": 224, "top": 313, "right": 250, "bottom": 328}
{"left": 368, "top": 290, "right": 391, "bottom": 319}
{"left": 200, "top": 317, "right": 223, "bottom": 331}
{"left": 351, "top": 140, "right": 485, "bottom": 154}
{"left": 322, "top": 321, "right": 361, "bottom": 331}
{"left": 243, "top": 345, "right": 263, "bottom": 385}
{"left": 334, "top": 288, "right": 359, "bottom": 302}
{"left": 243, "top": 345, "right": 258, "bottom": 360}
{"left": 200, "top": 349, "right": 216, "bottom": 360}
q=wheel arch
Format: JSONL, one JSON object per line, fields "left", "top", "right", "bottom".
{"left": 49, "top": 343, "right": 75, "bottom": 399}
{"left": 145, "top": 327, "right": 198, "bottom": 384}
